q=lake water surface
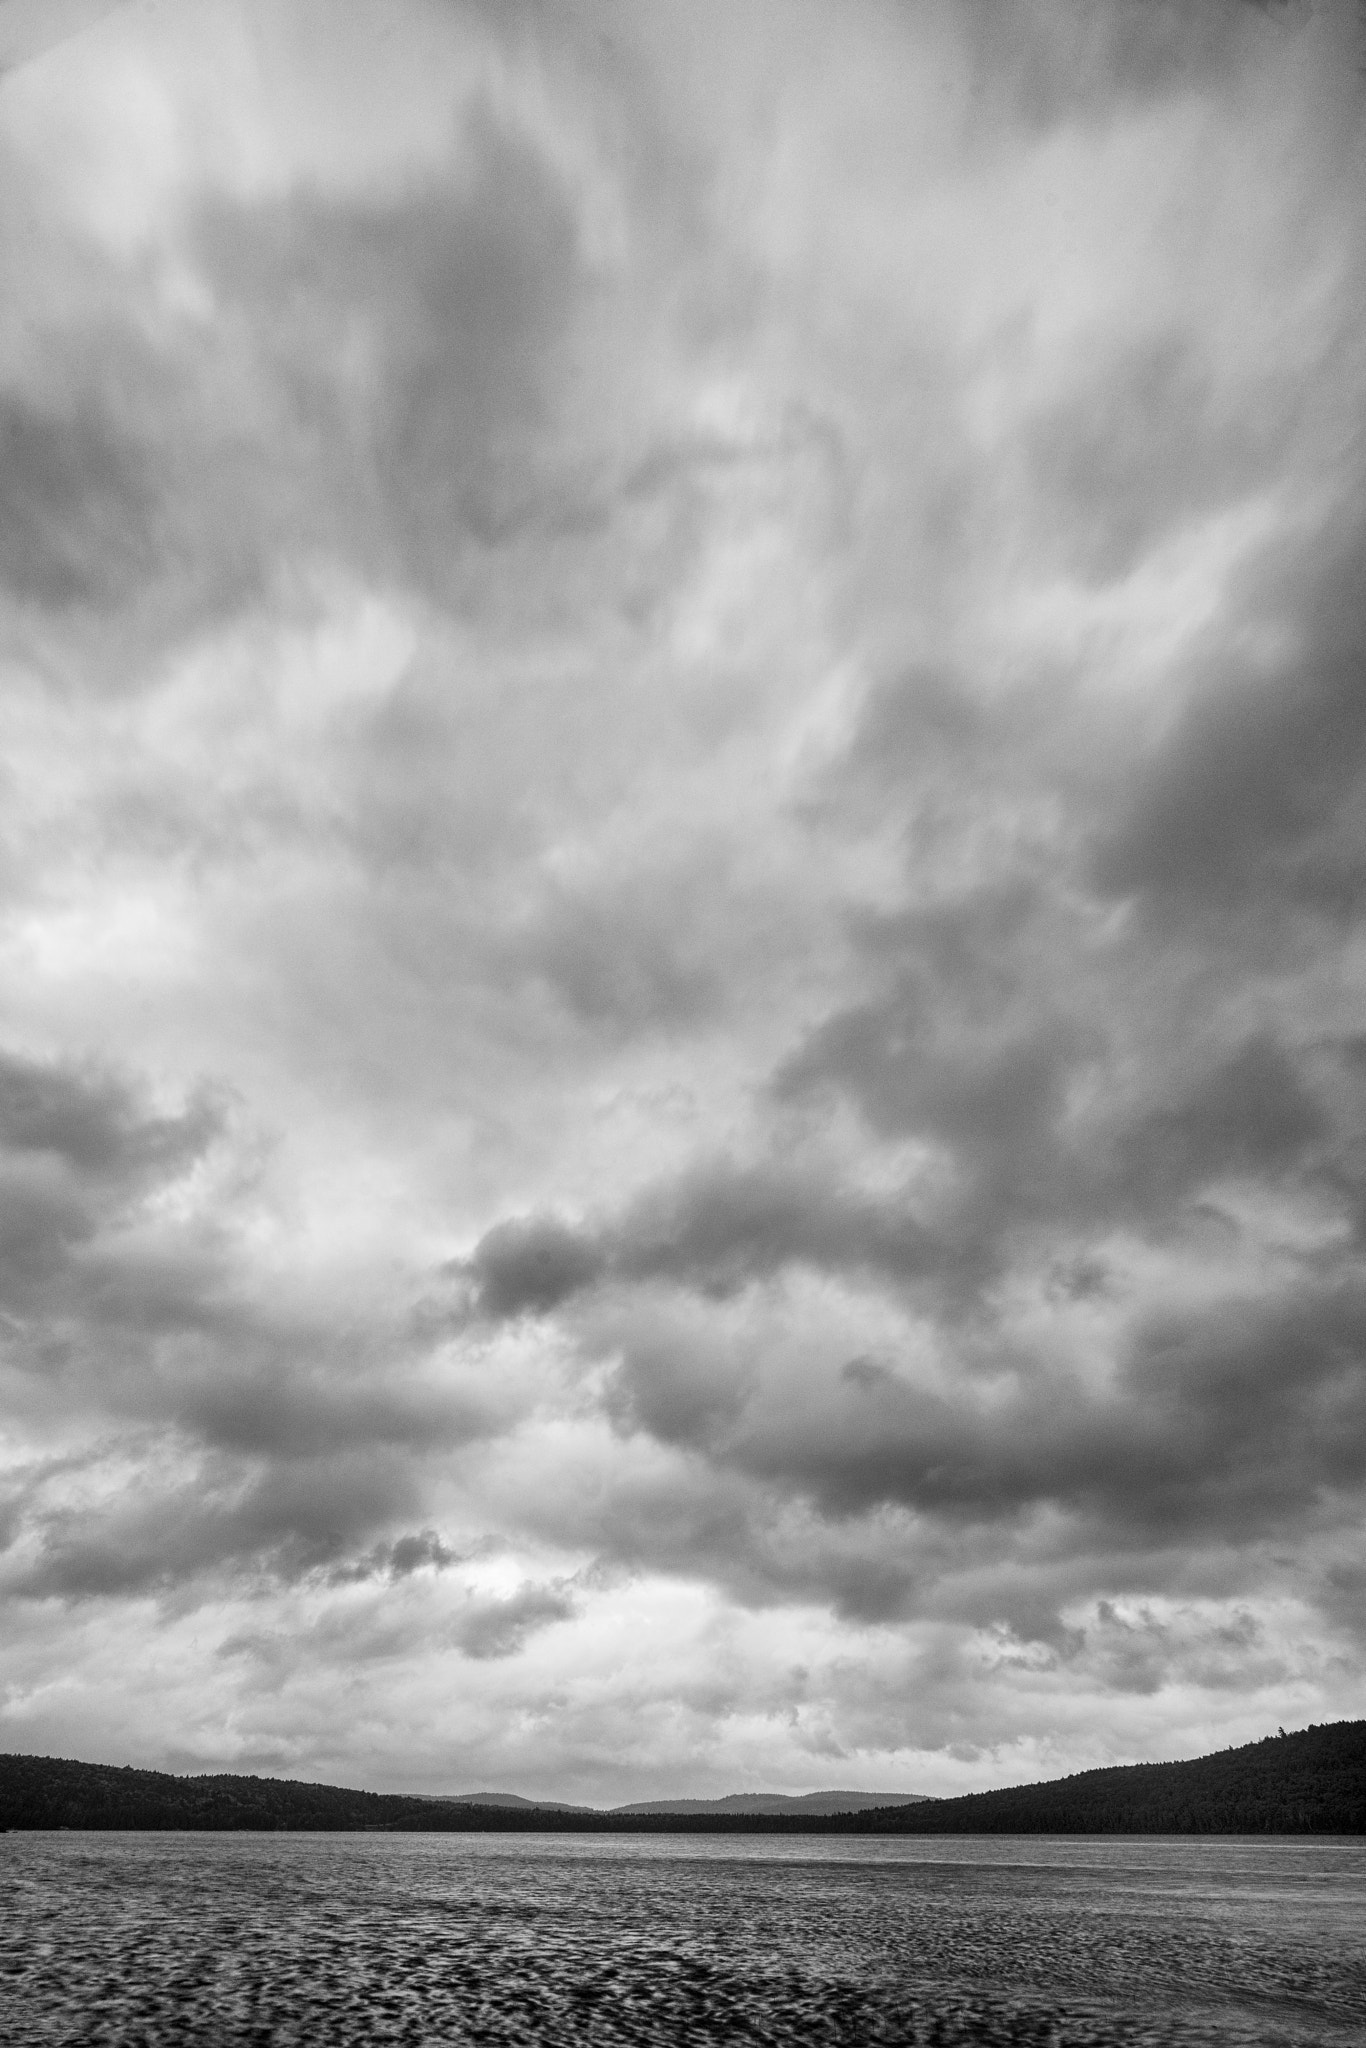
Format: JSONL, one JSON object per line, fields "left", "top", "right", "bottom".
{"left": 3, "top": 1831, "right": 1364, "bottom": 2045}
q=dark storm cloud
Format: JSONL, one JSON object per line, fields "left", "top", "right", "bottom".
{"left": 438, "top": 360, "right": 1366, "bottom": 1638}
{"left": 538, "top": 1266, "right": 1366, "bottom": 1650}
{"left": 0, "top": 201, "right": 251, "bottom": 643}
{"left": 1314, "top": 1036, "right": 1366, "bottom": 1246}
{"left": 176, "top": 1365, "right": 486, "bottom": 1463}
{"left": 0, "top": 1050, "right": 223, "bottom": 1307}
{"left": 454, "top": 1579, "right": 578, "bottom": 1660}
{"left": 454, "top": 844, "right": 1362, "bottom": 1628}
{"left": 1, "top": 1296, "right": 500, "bottom": 1592}
{"left": 517, "top": 879, "right": 724, "bottom": 1035}
{"left": 614, "top": 1162, "right": 944, "bottom": 1296}
{"left": 0, "top": 1049, "right": 233, "bottom": 1354}
{"left": 195, "top": 106, "right": 580, "bottom": 603}
{"left": 1113, "top": 1033, "right": 1329, "bottom": 1215}
{"left": 3, "top": 1395, "right": 487, "bottom": 1612}
{"left": 0, "top": 395, "right": 157, "bottom": 609}
{"left": 774, "top": 1002, "right": 1335, "bottom": 1261}
{"left": 775, "top": 483, "right": 1366, "bottom": 1243}
{"left": 958, "top": 0, "right": 1315, "bottom": 131}
{"left": 466, "top": 1213, "right": 606, "bottom": 1319}
{"left": 458, "top": 997, "right": 1357, "bottom": 1584}
{"left": 0, "top": 1048, "right": 506, "bottom": 1601}
{"left": 460, "top": 1159, "right": 944, "bottom": 1320}
{"left": 0, "top": 101, "right": 583, "bottom": 649}
{"left": 0, "top": 1048, "right": 221, "bottom": 1184}
{"left": 328, "top": 1528, "right": 464, "bottom": 1585}
{"left": 769, "top": 898, "right": 1099, "bottom": 1287}
{"left": 11, "top": 1444, "right": 428, "bottom": 1600}
{"left": 737, "top": 1279, "right": 1366, "bottom": 1537}
{"left": 781, "top": 993, "right": 1081, "bottom": 1191}
{"left": 0, "top": 1167, "right": 91, "bottom": 1298}
{"left": 1093, "top": 524, "right": 1366, "bottom": 921}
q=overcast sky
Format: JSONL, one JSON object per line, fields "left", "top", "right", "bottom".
{"left": 0, "top": 0, "right": 1363, "bottom": 1804}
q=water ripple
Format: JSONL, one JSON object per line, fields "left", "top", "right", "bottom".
{"left": 3, "top": 1833, "right": 1363, "bottom": 2046}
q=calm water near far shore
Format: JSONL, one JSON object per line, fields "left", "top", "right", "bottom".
{"left": 3, "top": 1830, "right": 1364, "bottom": 2045}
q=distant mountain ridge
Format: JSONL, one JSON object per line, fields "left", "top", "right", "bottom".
{"left": 433, "top": 1792, "right": 591, "bottom": 1813}
{"left": 609, "top": 1791, "right": 929, "bottom": 1816}
{"left": 433, "top": 1789, "right": 929, "bottom": 1816}
{"left": 2, "top": 1722, "right": 1362, "bottom": 1833}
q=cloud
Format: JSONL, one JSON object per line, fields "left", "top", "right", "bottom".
{"left": 453, "top": 1579, "right": 578, "bottom": 1660}
{"left": 1, "top": 0, "right": 1364, "bottom": 1796}
{"left": 1022, "top": 331, "right": 1277, "bottom": 587}
{"left": 0, "top": 1047, "right": 220, "bottom": 1183}
{"left": 193, "top": 104, "right": 583, "bottom": 598}
{"left": 321, "top": 1522, "right": 473, "bottom": 1595}
{"left": 0, "top": 0, "right": 130, "bottom": 77}
{"left": 0, "top": 393, "right": 157, "bottom": 609}
{"left": 460, "top": 1160, "right": 944, "bottom": 1322}
{"left": 0, "top": 1047, "right": 505, "bottom": 1602}
{"left": 0, "top": 89, "right": 585, "bottom": 658}
{"left": 465, "top": 1213, "right": 607, "bottom": 1320}
{"left": 956, "top": 0, "right": 1291, "bottom": 131}
{"left": 590, "top": 1274, "right": 1366, "bottom": 1548}
{"left": 1112, "top": 1033, "right": 1329, "bottom": 1214}
{"left": 6, "top": 1441, "right": 427, "bottom": 1599}
{"left": 0, "top": 1049, "right": 223, "bottom": 1311}
{"left": 514, "top": 873, "right": 724, "bottom": 1035}
{"left": 364, "top": 1529, "right": 463, "bottom": 1580}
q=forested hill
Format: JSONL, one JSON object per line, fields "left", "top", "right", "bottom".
{"left": 0, "top": 1756, "right": 453, "bottom": 1834}
{"left": 2, "top": 1722, "right": 1363, "bottom": 1834}
{"left": 854, "top": 1722, "right": 1366, "bottom": 1835}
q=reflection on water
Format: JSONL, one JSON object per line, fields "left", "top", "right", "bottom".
{"left": 3, "top": 1831, "right": 1364, "bottom": 2045}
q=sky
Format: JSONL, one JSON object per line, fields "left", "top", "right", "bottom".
{"left": 0, "top": 0, "right": 1363, "bottom": 1805}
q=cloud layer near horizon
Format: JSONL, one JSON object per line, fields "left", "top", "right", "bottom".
{"left": 1, "top": 0, "right": 1364, "bottom": 1802}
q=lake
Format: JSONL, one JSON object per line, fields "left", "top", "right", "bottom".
{"left": 3, "top": 1831, "right": 1364, "bottom": 2044}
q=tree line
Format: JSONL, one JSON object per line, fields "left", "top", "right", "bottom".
{"left": 3, "top": 1720, "right": 1362, "bottom": 1834}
